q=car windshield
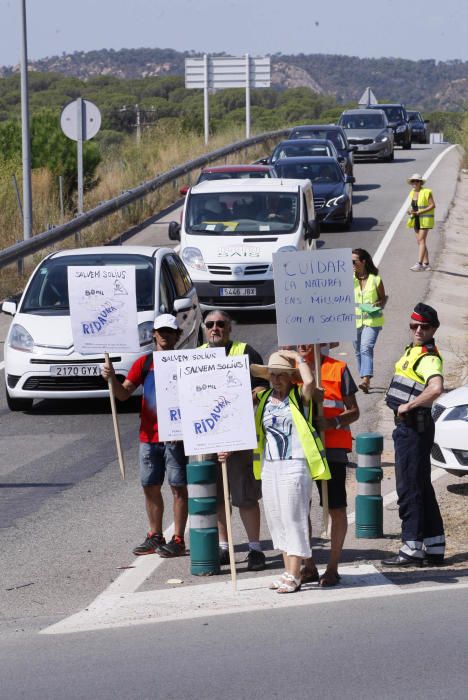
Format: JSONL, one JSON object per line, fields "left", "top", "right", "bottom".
{"left": 272, "top": 143, "right": 332, "bottom": 162}
{"left": 341, "top": 114, "right": 385, "bottom": 129}
{"left": 21, "top": 254, "right": 155, "bottom": 314}
{"left": 381, "top": 107, "right": 404, "bottom": 121}
{"left": 408, "top": 112, "right": 422, "bottom": 122}
{"left": 186, "top": 192, "right": 299, "bottom": 235}
{"left": 275, "top": 162, "right": 342, "bottom": 184}
{"left": 198, "top": 171, "right": 270, "bottom": 182}
{"left": 290, "top": 130, "right": 346, "bottom": 149}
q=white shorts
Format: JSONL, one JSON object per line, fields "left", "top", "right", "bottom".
{"left": 261, "top": 458, "right": 312, "bottom": 558}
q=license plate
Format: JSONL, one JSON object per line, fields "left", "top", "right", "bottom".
{"left": 50, "top": 364, "right": 100, "bottom": 377}
{"left": 220, "top": 287, "right": 256, "bottom": 296}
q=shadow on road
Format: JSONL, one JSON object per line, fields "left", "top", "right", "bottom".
{"left": 351, "top": 216, "right": 379, "bottom": 231}
{"left": 353, "top": 183, "right": 381, "bottom": 192}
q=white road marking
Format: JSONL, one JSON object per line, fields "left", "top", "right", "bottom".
{"left": 41, "top": 563, "right": 468, "bottom": 635}
{"left": 373, "top": 144, "right": 457, "bottom": 266}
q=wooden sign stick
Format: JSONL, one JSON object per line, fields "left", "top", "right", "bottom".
{"left": 221, "top": 459, "right": 237, "bottom": 591}
{"left": 313, "top": 344, "right": 329, "bottom": 537}
{"left": 104, "top": 352, "right": 126, "bottom": 480}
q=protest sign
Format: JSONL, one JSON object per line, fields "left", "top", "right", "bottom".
{"left": 177, "top": 355, "right": 257, "bottom": 456}
{"left": 273, "top": 248, "right": 356, "bottom": 346}
{"left": 154, "top": 347, "right": 225, "bottom": 441}
{"left": 68, "top": 266, "right": 140, "bottom": 354}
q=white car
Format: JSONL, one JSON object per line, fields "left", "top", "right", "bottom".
{"left": 432, "top": 384, "right": 468, "bottom": 476}
{"left": 2, "top": 246, "right": 202, "bottom": 411}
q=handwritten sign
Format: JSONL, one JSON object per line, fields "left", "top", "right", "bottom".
{"left": 68, "top": 266, "right": 140, "bottom": 353}
{"left": 154, "top": 347, "right": 225, "bottom": 441}
{"left": 273, "top": 248, "right": 356, "bottom": 345}
{"left": 177, "top": 355, "right": 257, "bottom": 455}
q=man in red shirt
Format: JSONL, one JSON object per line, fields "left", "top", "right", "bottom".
{"left": 102, "top": 313, "right": 188, "bottom": 558}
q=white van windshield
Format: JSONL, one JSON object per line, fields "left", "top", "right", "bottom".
{"left": 186, "top": 192, "right": 300, "bottom": 235}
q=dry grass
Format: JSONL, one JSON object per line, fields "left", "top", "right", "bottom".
{"left": 0, "top": 123, "right": 280, "bottom": 300}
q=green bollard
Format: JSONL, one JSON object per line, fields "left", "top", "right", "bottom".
{"left": 187, "top": 460, "right": 220, "bottom": 575}
{"left": 355, "top": 432, "right": 384, "bottom": 538}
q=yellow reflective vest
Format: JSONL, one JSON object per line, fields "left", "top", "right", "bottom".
{"left": 385, "top": 342, "right": 442, "bottom": 410}
{"left": 253, "top": 387, "right": 330, "bottom": 481}
{"left": 406, "top": 188, "right": 435, "bottom": 229}
{"left": 199, "top": 341, "right": 247, "bottom": 355}
{"left": 354, "top": 274, "right": 384, "bottom": 328}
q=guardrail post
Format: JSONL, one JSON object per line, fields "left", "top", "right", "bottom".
{"left": 187, "top": 459, "right": 220, "bottom": 575}
{"left": 355, "top": 432, "right": 384, "bottom": 538}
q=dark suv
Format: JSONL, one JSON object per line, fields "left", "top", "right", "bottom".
{"left": 287, "top": 124, "right": 356, "bottom": 177}
{"left": 368, "top": 104, "right": 411, "bottom": 149}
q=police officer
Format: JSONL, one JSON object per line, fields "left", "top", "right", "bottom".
{"left": 382, "top": 303, "right": 445, "bottom": 567}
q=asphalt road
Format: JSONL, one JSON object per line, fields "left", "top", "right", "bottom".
{"left": 0, "top": 142, "right": 464, "bottom": 697}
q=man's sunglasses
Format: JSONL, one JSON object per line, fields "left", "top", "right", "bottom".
{"left": 205, "top": 320, "right": 226, "bottom": 329}
{"left": 409, "top": 322, "right": 431, "bottom": 330}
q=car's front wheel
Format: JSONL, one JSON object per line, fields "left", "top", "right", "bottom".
{"left": 5, "top": 390, "right": 33, "bottom": 412}
{"left": 343, "top": 207, "right": 353, "bottom": 231}
{"left": 403, "top": 137, "right": 412, "bottom": 150}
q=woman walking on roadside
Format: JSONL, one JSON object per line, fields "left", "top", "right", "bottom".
{"left": 250, "top": 351, "right": 330, "bottom": 594}
{"left": 352, "top": 248, "right": 386, "bottom": 394}
{"left": 406, "top": 173, "right": 436, "bottom": 271}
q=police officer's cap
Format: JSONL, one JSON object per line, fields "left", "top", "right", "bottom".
{"left": 411, "top": 302, "right": 440, "bottom": 328}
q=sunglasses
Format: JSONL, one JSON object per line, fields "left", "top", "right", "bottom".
{"left": 153, "top": 326, "right": 177, "bottom": 333}
{"left": 352, "top": 260, "right": 361, "bottom": 265}
{"left": 409, "top": 322, "right": 431, "bottom": 331}
{"left": 410, "top": 180, "right": 422, "bottom": 184}
{"left": 205, "top": 320, "right": 226, "bottom": 329}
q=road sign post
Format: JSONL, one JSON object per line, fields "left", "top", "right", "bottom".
{"left": 60, "top": 98, "right": 101, "bottom": 226}
{"left": 185, "top": 55, "right": 271, "bottom": 142}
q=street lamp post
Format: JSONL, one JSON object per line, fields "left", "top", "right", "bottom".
{"left": 19, "top": 0, "right": 33, "bottom": 242}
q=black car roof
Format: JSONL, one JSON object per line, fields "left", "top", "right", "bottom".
{"left": 275, "top": 156, "right": 338, "bottom": 164}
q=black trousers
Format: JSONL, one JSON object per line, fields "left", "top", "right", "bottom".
{"left": 393, "top": 421, "right": 445, "bottom": 558}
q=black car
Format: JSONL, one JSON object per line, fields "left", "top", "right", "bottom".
{"left": 287, "top": 124, "right": 356, "bottom": 177}
{"left": 274, "top": 156, "right": 354, "bottom": 229}
{"left": 266, "top": 138, "right": 343, "bottom": 169}
{"left": 368, "top": 103, "right": 411, "bottom": 149}
{"left": 407, "top": 110, "right": 430, "bottom": 144}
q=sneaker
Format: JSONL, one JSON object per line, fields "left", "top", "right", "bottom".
{"left": 247, "top": 549, "right": 266, "bottom": 571}
{"left": 158, "top": 535, "right": 186, "bottom": 558}
{"left": 219, "top": 547, "right": 230, "bottom": 565}
{"left": 132, "top": 532, "right": 166, "bottom": 556}
{"left": 410, "top": 263, "right": 424, "bottom": 271}
{"left": 423, "top": 263, "right": 432, "bottom": 271}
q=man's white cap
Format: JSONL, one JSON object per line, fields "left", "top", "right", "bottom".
{"left": 153, "top": 313, "right": 179, "bottom": 331}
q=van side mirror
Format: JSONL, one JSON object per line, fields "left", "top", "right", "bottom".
{"left": 256, "top": 157, "right": 269, "bottom": 165}
{"left": 173, "top": 297, "right": 192, "bottom": 314}
{"left": 168, "top": 221, "right": 181, "bottom": 241}
{"left": 306, "top": 219, "right": 320, "bottom": 240}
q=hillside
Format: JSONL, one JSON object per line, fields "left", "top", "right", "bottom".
{"left": 1, "top": 47, "right": 468, "bottom": 110}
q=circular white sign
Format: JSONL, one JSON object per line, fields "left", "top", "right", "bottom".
{"left": 60, "top": 99, "right": 102, "bottom": 141}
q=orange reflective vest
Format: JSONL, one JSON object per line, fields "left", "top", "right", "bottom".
{"left": 320, "top": 356, "right": 352, "bottom": 451}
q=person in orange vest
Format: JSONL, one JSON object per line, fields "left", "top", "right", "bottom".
{"left": 297, "top": 344, "right": 360, "bottom": 586}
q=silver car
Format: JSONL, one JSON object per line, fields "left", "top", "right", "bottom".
{"left": 338, "top": 109, "right": 394, "bottom": 162}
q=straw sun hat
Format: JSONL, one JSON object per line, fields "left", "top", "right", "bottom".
{"left": 407, "top": 173, "right": 426, "bottom": 184}
{"left": 250, "top": 352, "right": 300, "bottom": 381}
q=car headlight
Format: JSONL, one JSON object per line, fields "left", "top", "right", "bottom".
{"left": 8, "top": 323, "right": 35, "bottom": 352}
{"left": 376, "top": 133, "right": 389, "bottom": 143}
{"left": 326, "top": 195, "right": 345, "bottom": 208}
{"left": 443, "top": 405, "right": 468, "bottom": 422}
{"left": 181, "top": 247, "right": 207, "bottom": 272}
{"left": 138, "top": 321, "right": 153, "bottom": 347}
{"left": 396, "top": 125, "right": 406, "bottom": 134}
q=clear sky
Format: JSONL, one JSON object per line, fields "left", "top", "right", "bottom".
{"left": 1, "top": 0, "right": 467, "bottom": 67}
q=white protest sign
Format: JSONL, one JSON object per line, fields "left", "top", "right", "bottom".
{"left": 154, "top": 347, "right": 225, "bottom": 441}
{"left": 177, "top": 355, "right": 257, "bottom": 455}
{"left": 68, "top": 266, "right": 140, "bottom": 353}
{"left": 273, "top": 248, "right": 356, "bottom": 345}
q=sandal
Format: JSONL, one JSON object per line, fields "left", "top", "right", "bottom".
{"left": 319, "top": 570, "right": 342, "bottom": 587}
{"left": 269, "top": 572, "right": 288, "bottom": 590}
{"left": 359, "top": 381, "right": 370, "bottom": 394}
{"left": 300, "top": 566, "right": 320, "bottom": 584}
{"left": 276, "top": 573, "right": 302, "bottom": 594}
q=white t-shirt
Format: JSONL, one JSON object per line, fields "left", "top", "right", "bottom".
{"left": 263, "top": 396, "right": 306, "bottom": 461}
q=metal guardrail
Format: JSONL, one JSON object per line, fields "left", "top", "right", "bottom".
{"left": 0, "top": 128, "right": 289, "bottom": 271}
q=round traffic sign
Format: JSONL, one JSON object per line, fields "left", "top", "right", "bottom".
{"left": 60, "top": 99, "right": 102, "bottom": 141}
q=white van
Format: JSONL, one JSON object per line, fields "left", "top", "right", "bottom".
{"left": 168, "top": 178, "right": 319, "bottom": 310}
